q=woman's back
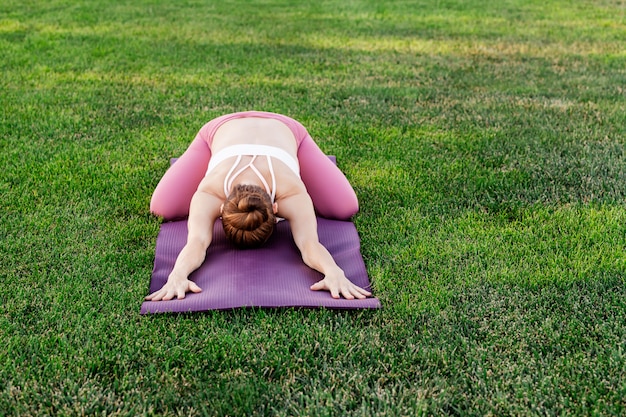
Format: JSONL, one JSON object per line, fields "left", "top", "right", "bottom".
{"left": 210, "top": 117, "right": 299, "bottom": 157}
{"left": 200, "top": 117, "right": 305, "bottom": 202}
{"left": 150, "top": 112, "right": 358, "bottom": 221}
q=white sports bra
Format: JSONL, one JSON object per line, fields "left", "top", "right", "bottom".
{"left": 205, "top": 144, "right": 300, "bottom": 202}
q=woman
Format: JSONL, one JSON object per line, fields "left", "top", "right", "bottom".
{"left": 146, "top": 111, "right": 371, "bottom": 301}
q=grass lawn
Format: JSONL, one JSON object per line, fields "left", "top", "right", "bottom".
{"left": 2, "top": 0, "right": 626, "bottom": 415}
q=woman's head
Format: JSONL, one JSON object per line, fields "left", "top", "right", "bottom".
{"left": 221, "top": 184, "right": 276, "bottom": 248}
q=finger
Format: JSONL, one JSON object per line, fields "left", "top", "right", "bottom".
{"left": 358, "top": 287, "right": 372, "bottom": 297}
{"left": 189, "top": 282, "right": 202, "bottom": 293}
{"left": 176, "top": 288, "right": 186, "bottom": 300}
{"left": 351, "top": 288, "right": 366, "bottom": 299}
{"left": 340, "top": 286, "right": 355, "bottom": 300}
{"left": 330, "top": 286, "right": 341, "bottom": 299}
{"left": 310, "top": 280, "right": 326, "bottom": 291}
{"left": 162, "top": 290, "right": 177, "bottom": 301}
{"left": 341, "top": 284, "right": 372, "bottom": 300}
{"left": 350, "top": 285, "right": 370, "bottom": 299}
{"left": 352, "top": 290, "right": 366, "bottom": 300}
{"left": 145, "top": 290, "right": 164, "bottom": 301}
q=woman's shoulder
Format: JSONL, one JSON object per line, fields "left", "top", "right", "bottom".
{"left": 275, "top": 173, "right": 308, "bottom": 200}
{"left": 197, "top": 171, "right": 227, "bottom": 197}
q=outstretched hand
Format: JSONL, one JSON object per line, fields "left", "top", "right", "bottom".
{"left": 144, "top": 277, "right": 202, "bottom": 301}
{"left": 310, "top": 272, "right": 371, "bottom": 300}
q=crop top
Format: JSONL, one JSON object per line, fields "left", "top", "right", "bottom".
{"left": 205, "top": 144, "right": 300, "bottom": 202}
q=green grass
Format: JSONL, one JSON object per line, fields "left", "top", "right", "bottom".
{"left": 1, "top": 0, "right": 625, "bottom": 415}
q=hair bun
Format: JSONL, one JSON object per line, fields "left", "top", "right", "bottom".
{"left": 221, "top": 184, "right": 276, "bottom": 248}
{"left": 238, "top": 195, "right": 264, "bottom": 212}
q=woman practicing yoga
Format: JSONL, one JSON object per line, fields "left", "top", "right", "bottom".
{"left": 146, "top": 111, "right": 371, "bottom": 301}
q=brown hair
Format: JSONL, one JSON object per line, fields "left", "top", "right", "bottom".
{"left": 221, "top": 184, "right": 276, "bottom": 249}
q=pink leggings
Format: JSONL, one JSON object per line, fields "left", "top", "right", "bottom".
{"left": 150, "top": 111, "right": 359, "bottom": 221}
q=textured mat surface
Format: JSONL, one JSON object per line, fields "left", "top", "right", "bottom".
{"left": 141, "top": 218, "right": 381, "bottom": 313}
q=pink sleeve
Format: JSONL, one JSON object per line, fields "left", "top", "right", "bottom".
{"left": 149, "top": 132, "right": 212, "bottom": 220}
{"left": 298, "top": 135, "right": 359, "bottom": 220}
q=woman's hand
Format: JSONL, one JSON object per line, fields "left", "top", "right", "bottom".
{"left": 279, "top": 192, "right": 372, "bottom": 300}
{"left": 310, "top": 271, "right": 371, "bottom": 300}
{"left": 144, "top": 274, "right": 202, "bottom": 301}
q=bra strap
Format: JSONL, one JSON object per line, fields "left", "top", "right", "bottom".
{"left": 223, "top": 155, "right": 276, "bottom": 202}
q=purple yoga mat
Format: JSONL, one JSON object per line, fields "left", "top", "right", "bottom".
{"left": 141, "top": 218, "right": 381, "bottom": 313}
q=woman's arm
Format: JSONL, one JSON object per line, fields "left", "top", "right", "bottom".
{"left": 279, "top": 192, "right": 371, "bottom": 300}
{"left": 145, "top": 190, "right": 223, "bottom": 301}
